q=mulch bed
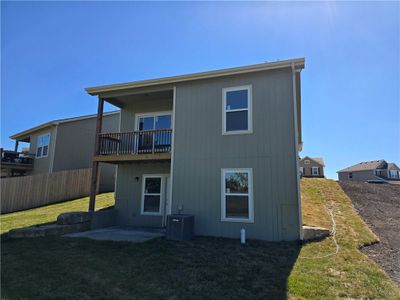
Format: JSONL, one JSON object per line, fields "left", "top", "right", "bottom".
{"left": 339, "top": 181, "right": 400, "bottom": 285}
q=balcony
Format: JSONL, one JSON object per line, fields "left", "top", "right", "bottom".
{"left": 93, "top": 129, "right": 172, "bottom": 163}
{"left": 1, "top": 149, "right": 34, "bottom": 177}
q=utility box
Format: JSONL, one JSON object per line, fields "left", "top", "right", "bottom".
{"left": 166, "top": 214, "right": 194, "bottom": 241}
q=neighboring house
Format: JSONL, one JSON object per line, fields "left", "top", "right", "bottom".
{"left": 2, "top": 112, "right": 120, "bottom": 192}
{"left": 337, "top": 160, "right": 400, "bottom": 182}
{"left": 86, "top": 58, "right": 305, "bottom": 241}
{"left": 299, "top": 156, "right": 325, "bottom": 178}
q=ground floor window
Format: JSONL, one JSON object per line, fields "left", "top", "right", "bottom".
{"left": 221, "top": 168, "right": 253, "bottom": 223}
{"left": 141, "top": 176, "right": 162, "bottom": 215}
{"left": 390, "top": 170, "right": 399, "bottom": 178}
{"left": 349, "top": 172, "right": 353, "bottom": 179}
{"left": 312, "top": 167, "right": 319, "bottom": 176}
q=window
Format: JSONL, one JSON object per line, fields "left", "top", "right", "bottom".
{"left": 304, "top": 160, "right": 310, "bottom": 165}
{"left": 222, "top": 86, "right": 252, "bottom": 134}
{"left": 141, "top": 176, "right": 162, "bottom": 215}
{"left": 349, "top": 172, "right": 353, "bottom": 179}
{"left": 137, "top": 114, "right": 172, "bottom": 131}
{"left": 221, "top": 168, "right": 253, "bottom": 222}
{"left": 136, "top": 112, "right": 172, "bottom": 153}
{"left": 36, "top": 133, "right": 50, "bottom": 158}
{"left": 299, "top": 167, "right": 304, "bottom": 176}
{"left": 312, "top": 167, "right": 319, "bottom": 176}
{"left": 390, "top": 170, "right": 398, "bottom": 178}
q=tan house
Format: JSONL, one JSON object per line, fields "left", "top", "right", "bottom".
{"left": 2, "top": 112, "right": 120, "bottom": 191}
{"left": 337, "top": 160, "right": 400, "bottom": 182}
{"left": 299, "top": 156, "right": 324, "bottom": 178}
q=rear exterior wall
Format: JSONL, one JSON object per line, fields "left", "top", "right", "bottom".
{"left": 27, "top": 113, "right": 119, "bottom": 191}
{"left": 338, "top": 170, "right": 375, "bottom": 181}
{"left": 172, "top": 68, "right": 300, "bottom": 241}
{"left": 28, "top": 127, "right": 57, "bottom": 175}
{"left": 54, "top": 113, "right": 120, "bottom": 192}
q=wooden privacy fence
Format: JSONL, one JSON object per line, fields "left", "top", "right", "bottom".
{"left": 1, "top": 168, "right": 95, "bottom": 214}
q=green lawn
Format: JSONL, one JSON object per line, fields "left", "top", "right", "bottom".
{"left": 1, "top": 179, "right": 399, "bottom": 299}
{"left": 0, "top": 193, "right": 114, "bottom": 234}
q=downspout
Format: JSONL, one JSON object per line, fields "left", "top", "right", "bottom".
{"left": 291, "top": 62, "right": 303, "bottom": 240}
{"left": 169, "top": 86, "right": 177, "bottom": 216}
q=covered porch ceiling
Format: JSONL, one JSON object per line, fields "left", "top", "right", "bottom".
{"left": 101, "top": 88, "right": 174, "bottom": 108}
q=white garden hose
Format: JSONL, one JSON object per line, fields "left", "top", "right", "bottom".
{"left": 300, "top": 202, "right": 340, "bottom": 259}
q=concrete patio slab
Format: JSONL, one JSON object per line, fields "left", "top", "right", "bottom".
{"left": 64, "top": 226, "right": 165, "bottom": 243}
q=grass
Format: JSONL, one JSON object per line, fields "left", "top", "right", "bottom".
{"left": 0, "top": 193, "right": 114, "bottom": 234}
{"left": 1, "top": 179, "right": 399, "bottom": 299}
{"left": 289, "top": 178, "right": 399, "bottom": 299}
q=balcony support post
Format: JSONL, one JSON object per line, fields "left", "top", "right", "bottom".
{"left": 14, "top": 141, "right": 19, "bottom": 152}
{"left": 89, "top": 96, "right": 104, "bottom": 212}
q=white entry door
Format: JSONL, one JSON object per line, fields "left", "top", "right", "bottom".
{"left": 141, "top": 174, "right": 171, "bottom": 227}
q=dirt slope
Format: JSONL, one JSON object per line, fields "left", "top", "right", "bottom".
{"left": 339, "top": 181, "right": 400, "bottom": 285}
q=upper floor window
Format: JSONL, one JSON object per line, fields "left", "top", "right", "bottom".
{"left": 137, "top": 113, "right": 172, "bottom": 131}
{"left": 222, "top": 85, "right": 252, "bottom": 134}
{"left": 36, "top": 133, "right": 50, "bottom": 158}
{"left": 304, "top": 160, "right": 310, "bottom": 164}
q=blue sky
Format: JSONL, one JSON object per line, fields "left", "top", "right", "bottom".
{"left": 1, "top": 1, "right": 399, "bottom": 179}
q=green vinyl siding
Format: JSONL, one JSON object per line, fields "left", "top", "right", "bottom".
{"left": 115, "top": 163, "right": 171, "bottom": 227}
{"left": 112, "top": 67, "right": 301, "bottom": 240}
{"left": 172, "top": 68, "right": 300, "bottom": 241}
{"left": 113, "top": 97, "right": 173, "bottom": 227}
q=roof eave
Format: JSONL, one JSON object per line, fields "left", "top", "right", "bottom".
{"left": 10, "top": 111, "right": 120, "bottom": 140}
{"left": 85, "top": 58, "right": 305, "bottom": 96}
{"left": 10, "top": 122, "right": 57, "bottom": 141}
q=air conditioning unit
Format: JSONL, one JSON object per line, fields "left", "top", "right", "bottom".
{"left": 166, "top": 214, "right": 194, "bottom": 241}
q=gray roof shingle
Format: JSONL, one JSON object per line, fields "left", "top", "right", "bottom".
{"left": 337, "top": 160, "right": 386, "bottom": 173}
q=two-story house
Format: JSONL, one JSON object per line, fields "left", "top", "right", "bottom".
{"left": 337, "top": 160, "right": 400, "bottom": 182}
{"left": 86, "top": 58, "right": 305, "bottom": 241}
{"left": 299, "top": 156, "right": 325, "bottom": 178}
{"left": 3, "top": 112, "right": 120, "bottom": 191}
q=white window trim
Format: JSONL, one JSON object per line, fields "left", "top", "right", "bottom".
{"left": 134, "top": 111, "right": 173, "bottom": 131}
{"left": 141, "top": 175, "right": 164, "bottom": 216}
{"left": 222, "top": 85, "right": 253, "bottom": 135}
{"left": 221, "top": 168, "right": 254, "bottom": 223}
{"left": 311, "top": 166, "right": 319, "bottom": 176}
{"left": 36, "top": 133, "right": 50, "bottom": 159}
{"left": 299, "top": 167, "right": 304, "bottom": 175}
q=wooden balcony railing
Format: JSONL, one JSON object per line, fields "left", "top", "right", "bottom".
{"left": 98, "top": 129, "right": 172, "bottom": 156}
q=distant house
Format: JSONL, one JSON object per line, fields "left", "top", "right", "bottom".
{"left": 337, "top": 160, "right": 400, "bottom": 182}
{"left": 2, "top": 111, "right": 120, "bottom": 192}
{"left": 299, "top": 156, "right": 324, "bottom": 178}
